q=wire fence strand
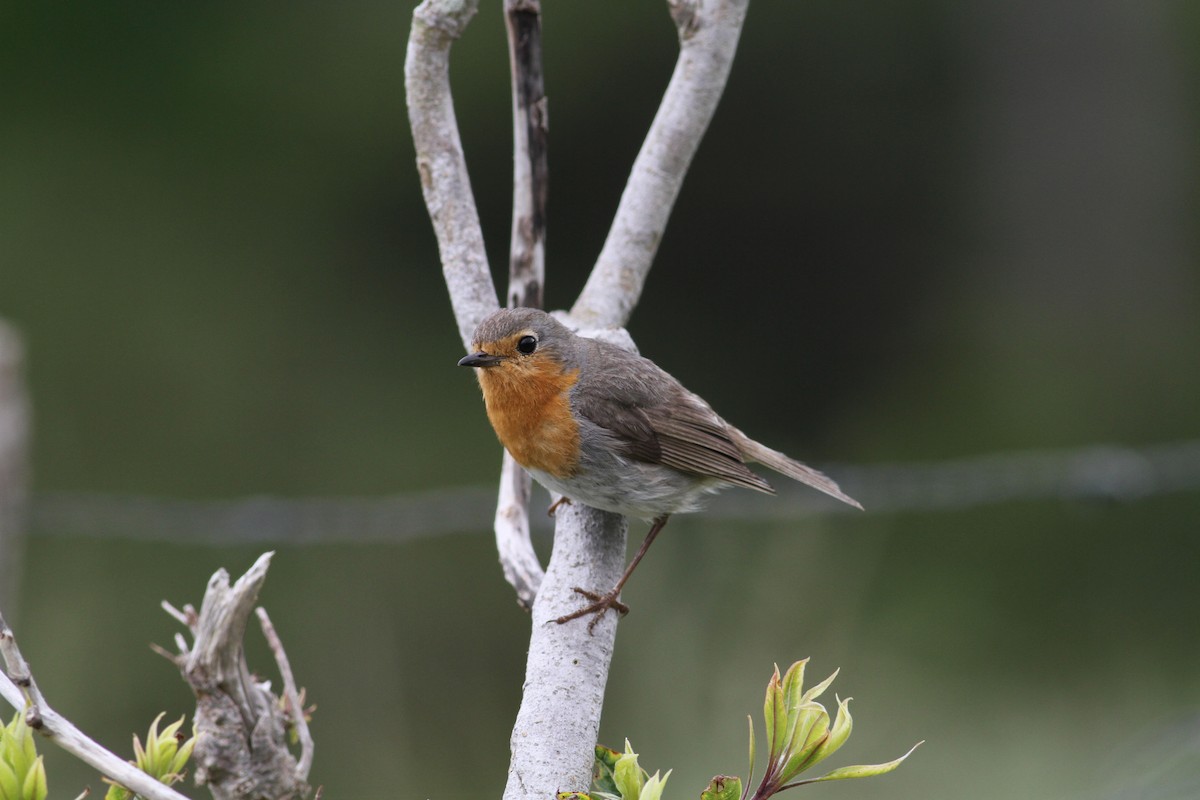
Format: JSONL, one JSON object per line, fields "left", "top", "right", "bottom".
{"left": 24, "top": 439, "right": 1200, "bottom": 546}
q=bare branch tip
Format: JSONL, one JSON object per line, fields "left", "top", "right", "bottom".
{"left": 148, "top": 642, "right": 181, "bottom": 665}
{"left": 160, "top": 599, "right": 191, "bottom": 627}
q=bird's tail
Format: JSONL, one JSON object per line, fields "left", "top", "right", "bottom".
{"left": 731, "top": 429, "right": 863, "bottom": 510}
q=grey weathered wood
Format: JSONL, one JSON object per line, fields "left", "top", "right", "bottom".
{"left": 167, "top": 553, "right": 309, "bottom": 800}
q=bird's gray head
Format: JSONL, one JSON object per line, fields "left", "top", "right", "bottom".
{"left": 457, "top": 308, "right": 580, "bottom": 371}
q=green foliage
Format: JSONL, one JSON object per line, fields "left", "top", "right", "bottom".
{"left": 104, "top": 713, "right": 196, "bottom": 800}
{"left": 0, "top": 712, "right": 47, "bottom": 800}
{"left": 587, "top": 660, "right": 919, "bottom": 800}
{"left": 700, "top": 775, "right": 743, "bottom": 800}
{"left": 747, "top": 660, "right": 921, "bottom": 798}
{"left": 584, "top": 741, "right": 671, "bottom": 800}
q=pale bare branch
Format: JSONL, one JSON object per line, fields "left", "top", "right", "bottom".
{"left": 405, "top": 0, "right": 500, "bottom": 348}
{"left": 0, "top": 612, "right": 193, "bottom": 800}
{"left": 503, "top": 504, "right": 629, "bottom": 800}
{"left": 572, "top": 0, "right": 751, "bottom": 328}
{"left": 494, "top": 451, "right": 543, "bottom": 609}
{"left": 255, "top": 608, "right": 313, "bottom": 782}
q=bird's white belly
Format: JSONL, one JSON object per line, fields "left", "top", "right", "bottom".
{"left": 527, "top": 457, "right": 723, "bottom": 521}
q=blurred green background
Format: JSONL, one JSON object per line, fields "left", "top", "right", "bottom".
{"left": 3, "top": 1, "right": 1199, "bottom": 798}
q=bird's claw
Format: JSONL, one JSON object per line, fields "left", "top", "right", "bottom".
{"left": 546, "top": 496, "right": 573, "bottom": 517}
{"left": 555, "top": 587, "right": 630, "bottom": 632}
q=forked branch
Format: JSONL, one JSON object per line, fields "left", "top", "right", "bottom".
{"left": 404, "top": 1, "right": 750, "bottom": 797}
{"left": 572, "top": 0, "right": 751, "bottom": 328}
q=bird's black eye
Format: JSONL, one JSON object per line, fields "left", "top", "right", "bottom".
{"left": 517, "top": 335, "right": 537, "bottom": 355}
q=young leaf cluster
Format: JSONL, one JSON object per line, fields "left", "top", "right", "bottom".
{"left": 558, "top": 741, "right": 671, "bottom": 800}
{"left": 573, "top": 659, "right": 920, "bottom": 800}
{"left": 0, "top": 713, "right": 46, "bottom": 800}
{"left": 104, "top": 713, "right": 195, "bottom": 800}
{"left": 746, "top": 659, "right": 921, "bottom": 798}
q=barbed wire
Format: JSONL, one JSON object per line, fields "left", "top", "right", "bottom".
{"left": 24, "top": 439, "right": 1200, "bottom": 546}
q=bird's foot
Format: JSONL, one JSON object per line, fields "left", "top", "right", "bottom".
{"left": 555, "top": 587, "right": 630, "bottom": 633}
{"left": 546, "top": 496, "right": 573, "bottom": 517}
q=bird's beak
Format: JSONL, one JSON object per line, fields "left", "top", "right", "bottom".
{"left": 458, "top": 351, "right": 505, "bottom": 368}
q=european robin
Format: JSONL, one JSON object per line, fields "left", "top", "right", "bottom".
{"left": 459, "top": 308, "right": 861, "bottom": 629}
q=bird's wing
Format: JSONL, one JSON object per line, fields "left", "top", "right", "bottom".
{"left": 570, "top": 344, "right": 773, "bottom": 494}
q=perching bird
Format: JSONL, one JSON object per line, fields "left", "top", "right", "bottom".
{"left": 459, "top": 308, "right": 860, "bottom": 629}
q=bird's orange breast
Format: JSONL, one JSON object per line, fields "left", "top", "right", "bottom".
{"left": 477, "top": 358, "right": 581, "bottom": 479}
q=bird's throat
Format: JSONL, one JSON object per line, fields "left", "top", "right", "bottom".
{"left": 478, "top": 362, "right": 581, "bottom": 479}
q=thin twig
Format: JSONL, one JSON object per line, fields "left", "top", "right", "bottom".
{"left": 160, "top": 599, "right": 193, "bottom": 629}
{"left": 0, "top": 612, "right": 193, "bottom": 800}
{"left": 571, "top": 0, "right": 751, "bottom": 328}
{"left": 255, "top": 607, "right": 313, "bottom": 782}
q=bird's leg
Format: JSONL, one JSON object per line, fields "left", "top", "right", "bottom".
{"left": 555, "top": 515, "right": 670, "bottom": 633}
{"left": 546, "top": 495, "right": 573, "bottom": 517}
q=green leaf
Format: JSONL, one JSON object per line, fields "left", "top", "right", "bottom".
{"left": 762, "top": 665, "right": 779, "bottom": 758}
{"left": 21, "top": 756, "right": 45, "bottom": 800}
{"left": 800, "top": 669, "right": 839, "bottom": 704}
{"left": 745, "top": 714, "right": 756, "bottom": 793}
{"left": 700, "top": 774, "right": 743, "bottom": 800}
{"left": 144, "top": 713, "right": 164, "bottom": 773}
{"left": 612, "top": 742, "right": 644, "bottom": 800}
{"left": 639, "top": 769, "right": 670, "bottom": 800}
{"left": 154, "top": 717, "right": 185, "bottom": 775}
{"left": 595, "top": 746, "right": 622, "bottom": 770}
{"left": 780, "top": 660, "right": 808, "bottom": 712}
{"left": 779, "top": 661, "right": 807, "bottom": 742}
{"left": 764, "top": 665, "right": 787, "bottom": 761}
{"left": 4, "top": 715, "right": 34, "bottom": 784}
{"left": 780, "top": 704, "right": 829, "bottom": 781}
{"left": 103, "top": 784, "right": 131, "bottom": 800}
{"left": 169, "top": 731, "right": 196, "bottom": 777}
{"left": 777, "top": 660, "right": 807, "bottom": 767}
{"left": 788, "top": 741, "right": 924, "bottom": 788}
{"left": 592, "top": 745, "right": 621, "bottom": 797}
{"left": 804, "top": 696, "right": 853, "bottom": 772}
{"left": 159, "top": 716, "right": 184, "bottom": 741}
{"left": 0, "top": 757, "right": 18, "bottom": 800}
